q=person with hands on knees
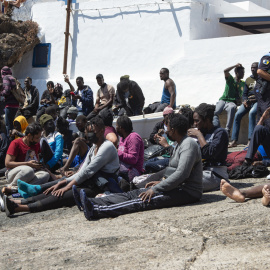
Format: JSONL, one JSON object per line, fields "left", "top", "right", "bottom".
{"left": 188, "top": 103, "right": 229, "bottom": 192}
{"left": 72, "top": 113, "right": 202, "bottom": 220}
{"left": 2, "top": 117, "right": 120, "bottom": 217}
{"left": 4, "top": 123, "right": 50, "bottom": 189}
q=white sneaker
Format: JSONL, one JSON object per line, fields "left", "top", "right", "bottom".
{"left": 267, "top": 174, "right": 270, "bottom": 180}
{"left": 0, "top": 191, "right": 5, "bottom": 212}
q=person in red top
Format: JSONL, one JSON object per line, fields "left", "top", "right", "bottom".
{"left": 5, "top": 123, "right": 50, "bottom": 187}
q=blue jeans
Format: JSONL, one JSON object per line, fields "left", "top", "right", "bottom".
{"left": 144, "top": 157, "right": 170, "bottom": 173}
{"left": 5, "top": 107, "right": 18, "bottom": 135}
{"left": 231, "top": 102, "right": 257, "bottom": 141}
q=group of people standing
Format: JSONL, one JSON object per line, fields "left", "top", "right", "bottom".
{"left": 1, "top": 51, "right": 270, "bottom": 221}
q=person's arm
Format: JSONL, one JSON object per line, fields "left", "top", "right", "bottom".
{"left": 224, "top": 63, "right": 242, "bottom": 78}
{"left": 81, "top": 87, "right": 93, "bottom": 108}
{"left": 166, "top": 79, "right": 176, "bottom": 108}
{"left": 118, "top": 135, "right": 141, "bottom": 165}
{"left": 0, "top": 134, "right": 8, "bottom": 160}
{"left": 67, "top": 143, "right": 117, "bottom": 185}
{"left": 242, "top": 82, "right": 249, "bottom": 102}
{"left": 149, "top": 122, "right": 163, "bottom": 144}
{"left": 46, "top": 135, "right": 64, "bottom": 168}
{"left": 106, "top": 133, "right": 118, "bottom": 148}
{"left": 152, "top": 141, "right": 199, "bottom": 192}
{"left": 5, "top": 154, "right": 42, "bottom": 169}
{"left": 257, "top": 69, "right": 270, "bottom": 82}
{"left": 257, "top": 107, "right": 270, "bottom": 126}
{"left": 97, "top": 89, "right": 115, "bottom": 111}
{"left": 64, "top": 76, "right": 76, "bottom": 93}
{"left": 200, "top": 129, "right": 227, "bottom": 160}
{"left": 24, "top": 87, "right": 39, "bottom": 110}
{"left": 187, "top": 128, "right": 207, "bottom": 148}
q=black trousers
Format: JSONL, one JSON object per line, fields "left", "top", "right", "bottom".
{"left": 255, "top": 87, "right": 270, "bottom": 128}
{"left": 246, "top": 125, "right": 270, "bottom": 161}
{"left": 21, "top": 179, "right": 102, "bottom": 213}
{"left": 15, "top": 108, "right": 36, "bottom": 120}
{"left": 89, "top": 188, "right": 200, "bottom": 219}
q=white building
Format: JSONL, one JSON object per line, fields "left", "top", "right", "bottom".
{"left": 11, "top": 0, "right": 270, "bottom": 107}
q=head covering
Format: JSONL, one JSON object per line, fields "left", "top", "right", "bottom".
{"left": 13, "top": 116, "right": 28, "bottom": 139}
{"left": 67, "top": 106, "right": 78, "bottom": 115}
{"left": 1, "top": 66, "right": 12, "bottom": 78}
{"left": 39, "top": 114, "right": 53, "bottom": 128}
{"left": 163, "top": 106, "right": 174, "bottom": 116}
{"left": 120, "top": 75, "right": 130, "bottom": 81}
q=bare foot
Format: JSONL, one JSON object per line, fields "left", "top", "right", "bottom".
{"left": 2, "top": 187, "right": 13, "bottom": 195}
{"left": 262, "top": 185, "right": 270, "bottom": 206}
{"left": 220, "top": 179, "right": 245, "bottom": 202}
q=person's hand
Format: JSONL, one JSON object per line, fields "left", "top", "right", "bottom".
{"left": 64, "top": 75, "right": 70, "bottom": 84}
{"left": 65, "top": 171, "right": 75, "bottom": 177}
{"left": 157, "top": 129, "right": 165, "bottom": 136}
{"left": 10, "top": 129, "right": 18, "bottom": 136}
{"left": 139, "top": 189, "right": 155, "bottom": 202}
{"left": 112, "top": 105, "right": 119, "bottom": 112}
{"left": 74, "top": 95, "right": 81, "bottom": 100}
{"left": 27, "top": 160, "right": 43, "bottom": 169}
{"left": 252, "top": 161, "right": 263, "bottom": 167}
{"left": 93, "top": 108, "right": 99, "bottom": 113}
{"left": 187, "top": 128, "right": 202, "bottom": 138}
{"left": 45, "top": 99, "right": 51, "bottom": 104}
{"left": 158, "top": 136, "right": 170, "bottom": 147}
{"left": 51, "top": 186, "right": 70, "bottom": 197}
{"left": 145, "top": 181, "right": 161, "bottom": 188}
{"left": 243, "top": 100, "right": 249, "bottom": 108}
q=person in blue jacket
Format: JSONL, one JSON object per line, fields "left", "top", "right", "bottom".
{"left": 39, "top": 114, "right": 64, "bottom": 172}
{"left": 64, "top": 75, "right": 94, "bottom": 116}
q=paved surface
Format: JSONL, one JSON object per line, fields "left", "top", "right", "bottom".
{"left": 1, "top": 145, "right": 270, "bottom": 269}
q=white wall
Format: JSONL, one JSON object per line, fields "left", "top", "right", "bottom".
{"left": 11, "top": 0, "right": 270, "bottom": 108}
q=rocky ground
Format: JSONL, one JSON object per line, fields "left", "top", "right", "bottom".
{"left": 1, "top": 145, "right": 270, "bottom": 269}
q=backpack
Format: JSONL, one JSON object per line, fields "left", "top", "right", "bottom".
{"left": 11, "top": 79, "right": 26, "bottom": 105}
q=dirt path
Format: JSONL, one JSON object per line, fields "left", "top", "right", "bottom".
{"left": 1, "top": 147, "right": 270, "bottom": 269}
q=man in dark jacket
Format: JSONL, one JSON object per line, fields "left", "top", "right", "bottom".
{"left": 113, "top": 78, "right": 145, "bottom": 116}
{"left": 15, "top": 77, "right": 39, "bottom": 120}
{"left": 64, "top": 75, "right": 94, "bottom": 116}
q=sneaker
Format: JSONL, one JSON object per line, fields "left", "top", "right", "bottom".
{"left": 80, "top": 189, "right": 94, "bottom": 220}
{"left": 4, "top": 196, "right": 18, "bottom": 217}
{"left": 0, "top": 191, "right": 5, "bottom": 212}
{"left": 267, "top": 174, "right": 270, "bottom": 180}
{"left": 72, "top": 185, "right": 83, "bottom": 211}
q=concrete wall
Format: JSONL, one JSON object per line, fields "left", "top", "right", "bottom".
{"left": 11, "top": 0, "right": 270, "bottom": 108}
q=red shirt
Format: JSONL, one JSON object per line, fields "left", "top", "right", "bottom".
{"left": 7, "top": 138, "right": 41, "bottom": 164}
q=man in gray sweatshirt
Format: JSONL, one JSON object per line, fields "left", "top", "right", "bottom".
{"left": 75, "top": 113, "right": 203, "bottom": 220}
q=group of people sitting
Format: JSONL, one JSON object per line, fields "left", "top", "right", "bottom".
{"left": 0, "top": 56, "right": 270, "bottom": 221}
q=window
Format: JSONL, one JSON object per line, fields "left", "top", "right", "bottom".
{"left": 32, "top": 43, "right": 51, "bottom": 68}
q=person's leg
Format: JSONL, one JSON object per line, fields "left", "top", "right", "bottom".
{"left": 5, "top": 107, "right": 18, "bottom": 134}
{"left": 213, "top": 100, "right": 225, "bottom": 128}
{"left": 144, "top": 102, "right": 161, "bottom": 114}
{"left": 59, "top": 106, "right": 69, "bottom": 119}
{"left": 246, "top": 125, "right": 270, "bottom": 162}
{"left": 220, "top": 179, "right": 266, "bottom": 202}
{"left": 224, "top": 102, "right": 237, "bottom": 132}
{"left": 60, "top": 138, "right": 88, "bottom": 171}
{"left": 22, "top": 109, "right": 34, "bottom": 120}
{"left": 144, "top": 157, "right": 170, "bottom": 173}
{"left": 84, "top": 188, "right": 200, "bottom": 219}
{"left": 40, "top": 138, "right": 54, "bottom": 164}
{"left": 36, "top": 106, "right": 46, "bottom": 121}
{"left": 117, "top": 108, "right": 126, "bottom": 116}
{"left": 6, "top": 165, "right": 36, "bottom": 186}
{"left": 203, "top": 171, "right": 222, "bottom": 192}
{"left": 31, "top": 171, "right": 50, "bottom": 185}
{"left": 86, "top": 110, "right": 98, "bottom": 121}
{"left": 230, "top": 104, "right": 248, "bottom": 143}
{"left": 248, "top": 102, "right": 257, "bottom": 140}
{"left": 154, "top": 103, "right": 168, "bottom": 113}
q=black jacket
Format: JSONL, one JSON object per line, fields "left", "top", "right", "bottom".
{"left": 23, "top": 85, "right": 39, "bottom": 113}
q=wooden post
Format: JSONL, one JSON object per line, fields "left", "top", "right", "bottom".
{"left": 63, "top": 0, "right": 71, "bottom": 74}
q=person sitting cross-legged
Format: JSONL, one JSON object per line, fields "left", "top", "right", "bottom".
{"left": 2, "top": 117, "right": 121, "bottom": 217}
{"left": 72, "top": 113, "right": 203, "bottom": 221}
{"left": 188, "top": 103, "right": 229, "bottom": 192}
{"left": 220, "top": 179, "right": 270, "bottom": 207}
